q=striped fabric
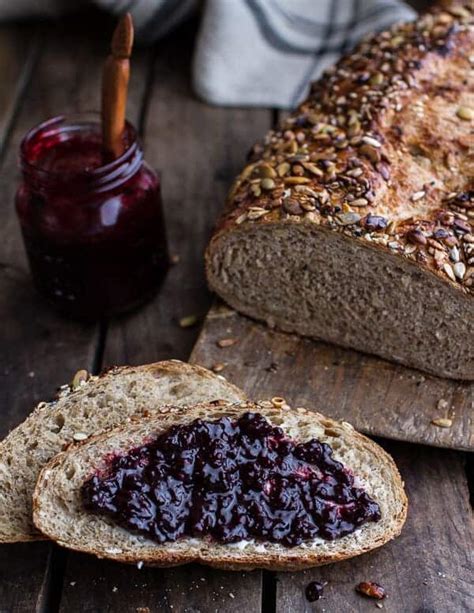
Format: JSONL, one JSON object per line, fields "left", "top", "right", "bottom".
{"left": 0, "top": 0, "right": 415, "bottom": 108}
{"left": 99, "top": 0, "right": 416, "bottom": 108}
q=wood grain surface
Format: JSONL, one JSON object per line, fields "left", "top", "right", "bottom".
{"left": 191, "top": 304, "right": 473, "bottom": 451}
{"left": 60, "top": 556, "right": 262, "bottom": 613}
{"left": 0, "top": 8, "right": 471, "bottom": 613}
{"left": 0, "top": 23, "right": 63, "bottom": 613}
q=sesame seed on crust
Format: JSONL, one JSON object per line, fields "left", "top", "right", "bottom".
{"left": 221, "top": 6, "right": 474, "bottom": 294}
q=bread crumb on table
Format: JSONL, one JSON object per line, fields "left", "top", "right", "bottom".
{"left": 437, "top": 398, "right": 449, "bottom": 411}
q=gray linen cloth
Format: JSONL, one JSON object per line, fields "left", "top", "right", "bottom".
{"left": 0, "top": 0, "right": 416, "bottom": 108}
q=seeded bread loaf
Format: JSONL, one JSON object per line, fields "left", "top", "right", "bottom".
{"left": 0, "top": 360, "right": 246, "bottom": 543}
{"left": 33, "top": 401, "right": 407, "bottom": 571}
{"left": 206, "top": 6, "right": 474, "bottom": 380}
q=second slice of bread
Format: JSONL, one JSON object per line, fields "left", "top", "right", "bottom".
{"left": 0, "top": 360, "right": 246, "bottom": 543}
{"left": 33, "top": 402, "right": 407, "bottom": 571}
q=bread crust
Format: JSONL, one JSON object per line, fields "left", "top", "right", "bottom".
{"left": 205, "top": 6, "right": 474, "bottom": 380}
{"left": 207, "top": 6, "right": 473, "bottom": 295}
{"left": 33, "top": 402, "right": 408, "bottom": 571}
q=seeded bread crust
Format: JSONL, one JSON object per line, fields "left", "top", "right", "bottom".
{"left": 33, "top": 402, "right": 407, "bottom": 571}
{"left": 0, "top": 361, "right": 247, "bottom": 543}
{"left": 206, "top": 6, "right": 474, "bottom": 379}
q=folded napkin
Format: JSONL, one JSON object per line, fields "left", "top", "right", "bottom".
{"left": 0, "top": 0, "right": 416, "bottom": 108}
{"left": 99, "top": 0, "right": 416, "bottom": 108}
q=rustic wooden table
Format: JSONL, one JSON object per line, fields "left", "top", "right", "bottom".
{"left": 0, "top": 12, "right": 472, "bottom": 613}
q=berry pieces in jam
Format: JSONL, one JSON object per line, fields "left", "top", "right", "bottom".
{"left": 81, "top": 412, "right": 381, "bottom": 546}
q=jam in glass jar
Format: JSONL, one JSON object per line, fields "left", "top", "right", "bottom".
{"left": 16, "top": 113, "right": 168, "bottom": 319}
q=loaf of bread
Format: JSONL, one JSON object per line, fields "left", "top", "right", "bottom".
{"left": 206, "top": 6, "right": 474, "bottom": 380}
{"left": 0, "top": 360, "right": 246, "bottom": 543}
{"left": 33, "top": 402, "right": 407, "bottom": 571}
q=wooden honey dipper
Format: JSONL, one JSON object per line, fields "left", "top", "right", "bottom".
{"left": 101, "top": 13, "right": 134, "bottom": 160}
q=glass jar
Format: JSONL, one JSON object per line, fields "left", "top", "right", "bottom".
{"left": 15, "top": 113, "right": 169, "bottom": 319}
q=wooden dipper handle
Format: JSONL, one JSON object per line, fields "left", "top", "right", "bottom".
{"left": 101, "top": 13, "right": 134, "bottom": 159}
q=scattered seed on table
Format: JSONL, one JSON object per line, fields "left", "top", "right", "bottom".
{"left": 212, "top": 362, "right": 226, "bottom": 373}
{"left": 217, "top": 338, "right": 238, "bottom": 348}
{"left": 179, "top": 315, "right": 199, "bottom": 328}
{"left": 431, "top": 417, "right": 452, "bottom": 428}
{"left": 456, "top": 106, "right": 474, "bottom": 121}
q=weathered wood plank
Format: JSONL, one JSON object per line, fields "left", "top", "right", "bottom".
{"left": 2, "top": 5, "right": 465, "bottom": 613}
{"left": 275, "top": 444, "right": 473, "bottom": 613}
{"left": 0, "top": 24, "right": 57, "bottom": 613}
{"left": 57, "top": 21, "right": 271, "bottom": 613}
{"left": 0, "top": 14, "right": 149, "bottom": 612}
{"left": 60, "top": 556, "right": 262, "bottom": 613}
{"left": 0, "top": 542, "right": 52, "bottom": 612}
{"left": 0, "top": 24, "right": 40, "bottom": 157}
{"left": 190, "top": 305, "right": 473, "bottom": 451}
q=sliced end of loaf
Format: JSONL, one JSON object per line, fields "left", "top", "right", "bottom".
{"left": 206, "top": 222, "right": 474, "bottom": 380}
{"left": 33, "top": 402, "right": 407, "bottom": 571}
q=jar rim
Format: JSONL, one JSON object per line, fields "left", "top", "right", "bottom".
{"left": 19, "top": 112, "right": 144, "bottom": 193}
{"left": 20, "top": 111, "right": 141, "bottom": 182}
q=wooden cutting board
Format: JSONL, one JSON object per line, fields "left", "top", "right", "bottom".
{"left": 190, "top": 302, "right": 473, "bottom": 451}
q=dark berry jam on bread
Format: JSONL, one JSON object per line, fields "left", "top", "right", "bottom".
{"left": 81, "top": 412, "right": 381, "bottom": 546}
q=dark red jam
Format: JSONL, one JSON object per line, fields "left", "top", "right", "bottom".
{"left": 16, "top": 114, "right": 168, "bottom": 319}
{"left": 81, "top": 413, "right": 381, "bottom": 546}
{"left": 305, "top": 581, "right": 327, "bottom": 602}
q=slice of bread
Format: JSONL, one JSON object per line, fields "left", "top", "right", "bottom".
{"left": 33, "top": 402, "right": 407, "bottom": 571}
{"left": 0, "top": 361, "right": 246, "bottom": 543}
